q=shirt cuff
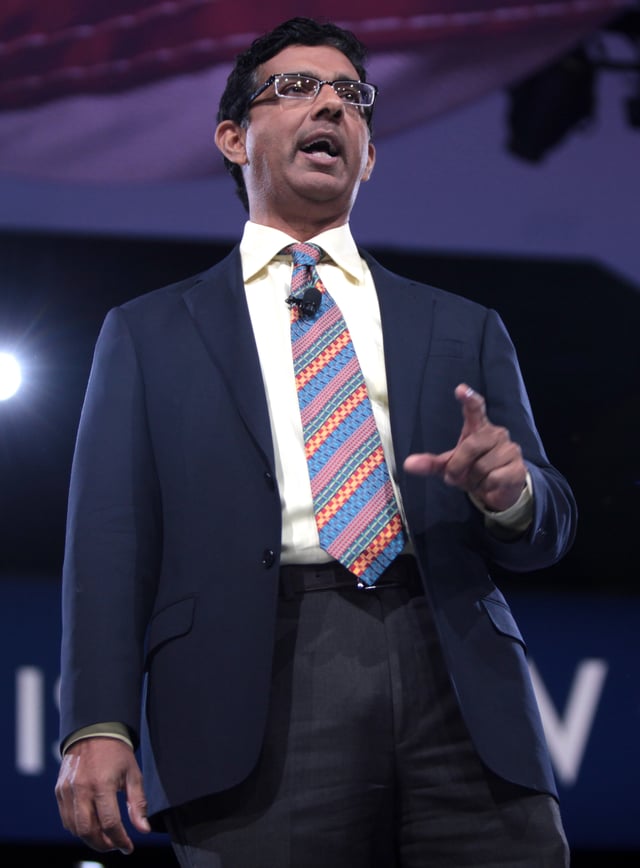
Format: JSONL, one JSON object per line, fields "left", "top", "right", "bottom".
{"left": 469, "top": 471, "right": 533, "bottom": 536}
{"left": 61, "top": 722, "right": 134, "bottom": 754}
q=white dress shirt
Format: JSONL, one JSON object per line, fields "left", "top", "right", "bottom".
{"left": 241, "top": 220, "right": 406, "bottom": 565}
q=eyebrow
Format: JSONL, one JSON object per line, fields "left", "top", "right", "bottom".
{"left": 278, "top": 70, "right": 361, "bottom": 81}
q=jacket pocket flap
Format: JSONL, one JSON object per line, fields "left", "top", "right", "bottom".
{"left": 480, "top": 596, "right": 525, "bottom": 647}
{"left": 146, "top": 596, "right": 196, "bottom": 657}
{"left": 430, "top": 338, "right": 464, "bottom": 358}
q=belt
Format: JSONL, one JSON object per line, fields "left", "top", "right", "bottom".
{"left": 279, "top": 555, "right": 423, "bottom": 599}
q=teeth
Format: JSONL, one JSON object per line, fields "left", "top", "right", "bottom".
{"left": 302, "top": 139, "right": 337, "bottom": 156}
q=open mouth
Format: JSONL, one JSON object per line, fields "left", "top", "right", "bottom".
{"left": 300, "top": 138, "right": 340, "bottom": 158}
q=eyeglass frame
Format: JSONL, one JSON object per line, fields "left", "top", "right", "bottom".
{"left": 246, "top": 72, "right": 378, "bottom": 110}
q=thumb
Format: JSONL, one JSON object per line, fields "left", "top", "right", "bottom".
{"left": 126, "top": 772, "right": 151, "bottom": 834}
{"left": 404, "top": 450, "right": 453, "bottom": 477}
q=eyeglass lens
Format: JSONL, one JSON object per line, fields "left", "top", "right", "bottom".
{"left": 274, "top": 74, "right": 373, "bottom": 105}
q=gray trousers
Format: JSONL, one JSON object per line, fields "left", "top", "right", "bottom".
{"left": 166, "top": 571, "right": 568, "bottom": 867}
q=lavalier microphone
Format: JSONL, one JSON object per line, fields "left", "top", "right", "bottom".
{"left": 285, "top": 287, "right": 322, "bottom": 319}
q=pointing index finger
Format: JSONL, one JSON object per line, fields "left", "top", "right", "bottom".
{"left": 455, "top": 383, "right": 488, "bottom": 434}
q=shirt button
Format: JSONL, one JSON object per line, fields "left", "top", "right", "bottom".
{"left": 261, "top": 548, "right": 275, "bottom": 569}
{"left": 264, "top": 471, "right": 275, "bottom": 491}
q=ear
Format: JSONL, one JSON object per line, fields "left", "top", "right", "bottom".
{"left": 361, "top": 141, "right": 376, "bottom": 182}
{"left": 215, "top": 120, "right": 248, "bottom": 166}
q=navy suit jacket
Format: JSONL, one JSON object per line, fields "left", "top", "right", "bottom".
{"left": 60, "top": 247, "right": 576, "bottom": 820}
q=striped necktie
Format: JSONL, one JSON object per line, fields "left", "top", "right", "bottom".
{"left": 284, "top": 242, "right": 405, "bottom": 586}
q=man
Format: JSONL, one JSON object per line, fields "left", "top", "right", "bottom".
{"left": 55, "top": 17, "right": 576, "bottom": 868}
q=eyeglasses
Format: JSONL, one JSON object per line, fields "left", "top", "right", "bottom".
{"left": 247, "top": 73, "right": 378, "bottom": 109}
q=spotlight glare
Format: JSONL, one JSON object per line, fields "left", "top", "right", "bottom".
{"left": 0, "top": 352, "right": 22, "bottom": 400}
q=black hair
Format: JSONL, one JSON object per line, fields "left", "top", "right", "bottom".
{"left": 216, "top": 17, "right": 372, "bottom": 211}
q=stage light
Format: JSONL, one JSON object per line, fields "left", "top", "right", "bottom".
{"left": 506, "top": 46, "right": 595, "bottom": 163}
{"left": 0, "top": 351, "right": 22, "bottom": 400}
{"left": 506, "top": 9, "right": 640, "bottom": 161}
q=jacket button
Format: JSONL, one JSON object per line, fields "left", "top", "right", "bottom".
{"left": 264, "top": 471, "right": 275, "bottom": 491}
{"left": 261, "top": 548, "right": 275, "bottom": 569}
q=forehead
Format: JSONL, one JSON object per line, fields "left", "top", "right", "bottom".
{"left": 258, "top": 44, "right": 360, "bottom": 82}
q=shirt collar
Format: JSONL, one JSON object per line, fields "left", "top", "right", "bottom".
{"left": 240, "top": 221, "right": 365, "bottom": 285}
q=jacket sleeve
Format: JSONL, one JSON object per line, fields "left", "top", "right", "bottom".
{"left": 477, "top": 309, "right": 577, "bottom": 572}
{"left": 59, "top": 307, "right": 161, "bottom": 748}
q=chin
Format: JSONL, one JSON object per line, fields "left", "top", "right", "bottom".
{"left": 297, "top": 176, "right": 355, "bottom": 204}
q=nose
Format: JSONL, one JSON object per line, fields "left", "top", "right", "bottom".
{"left": 311, "top": 82, "right": 344, "bottom": 118}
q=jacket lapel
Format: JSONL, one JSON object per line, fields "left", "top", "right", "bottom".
{"left": 364, "top": 252, "right": 436, "bottom": 466}
{"left": 181, "top": 247, "right": 275, "bottom": 467}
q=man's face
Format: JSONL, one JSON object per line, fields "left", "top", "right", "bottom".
{"left": 217, "top": 44, "right": 376, "bottom": 232}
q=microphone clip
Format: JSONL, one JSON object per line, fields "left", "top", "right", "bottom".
{"left": 285, "top": 287, "right": 322, "bottom": 319}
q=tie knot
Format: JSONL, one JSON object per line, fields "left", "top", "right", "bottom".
{"left": 282, "top": 242, "right": 323, "bottom": 267}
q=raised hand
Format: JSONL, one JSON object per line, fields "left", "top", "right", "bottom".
{"left": 403, "top": 383, "right": 527, "bottom": 513}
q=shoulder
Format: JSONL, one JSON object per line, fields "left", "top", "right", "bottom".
{"left": 89, "top": 247, "right": 242, "bottom": 355}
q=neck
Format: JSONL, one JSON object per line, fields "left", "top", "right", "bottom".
{"left": 248, "top": 202, "right": 351, "bottom": 242}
